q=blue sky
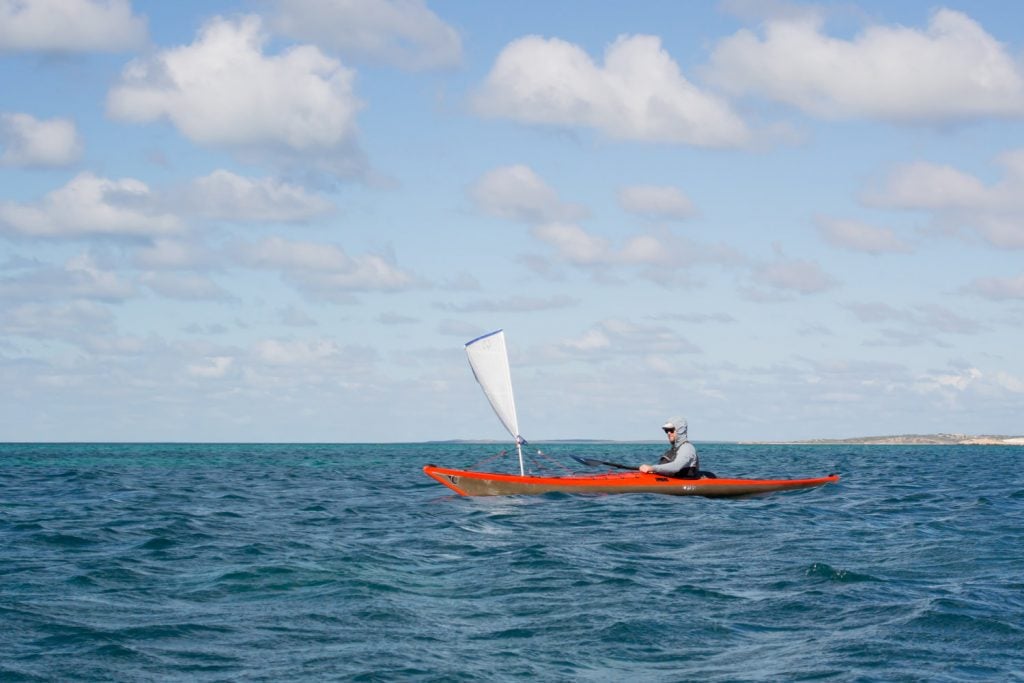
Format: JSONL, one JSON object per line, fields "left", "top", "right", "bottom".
{"left": 2, "top": 0, "right": 1023, "bottom": 442}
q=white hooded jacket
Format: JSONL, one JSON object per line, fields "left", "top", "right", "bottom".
{"left": 651, "top": 416, "right": 699, "bottom": 475}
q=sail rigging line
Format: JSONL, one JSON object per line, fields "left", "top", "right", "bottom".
{"left": 468, "top": 448, "right": 511, "bottom": 471}
{"left": 529, "top": 448, "right": 574, "bottom": 475}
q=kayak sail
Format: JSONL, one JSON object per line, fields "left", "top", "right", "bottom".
{"left": 465, "top": 330, "right": 525, "bottom": 474}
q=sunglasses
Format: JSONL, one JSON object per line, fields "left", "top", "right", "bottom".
{"left": 663, "top": 428, "right": 676, "bottom": 433}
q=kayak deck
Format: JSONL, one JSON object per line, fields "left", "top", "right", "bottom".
{"left": 424, "top": 465, "right": 839, "bottom": 498}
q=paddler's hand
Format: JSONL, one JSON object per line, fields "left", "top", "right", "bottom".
{"left": 639, "top": 464, "right": 653, "bottom": 473}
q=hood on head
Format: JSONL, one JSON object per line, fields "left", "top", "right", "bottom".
{"left": 661, "top": 417, "right": 687, "bottom": 437}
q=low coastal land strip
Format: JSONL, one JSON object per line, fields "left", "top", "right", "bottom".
{"left": 440, "top": 434, "right": 1024, "bottom": 445}
{"left": 777, "top": 433, "right": 1024, "bottom": 446}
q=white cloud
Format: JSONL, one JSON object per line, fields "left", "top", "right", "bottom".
{"left": 562, "top": 328, "right": 611, "bottom": 351}
{"left": 473, "top": 34, "right": 749, "bottom": 146}
{"left": 0, "top": 172, "right": 181, "bottom": 239}
{"left": 238, "top": 236, "right": 415, "bottom": 295}
{"left": 254, "top": 338, "right": 339, "bottom": 365}
{"left": 866, "top": 162, "right": 992, "bottom": 210}
{"left": 752, "top": 255, "right": 836, "bottom": 294}
{"left": 0, "top": 252, "right": 135, "bottom": 302}
{"left": 531, "top": 223, "right": 618, "bottom": 265}
{"left": 437, "top": 295, "right": 577, "bottom": 313}
{"left": 532, "top": 222, "right": 707, "bottom": 269}
{"left": 180, "top": 170, "right": 334, "bottom": 223}
{"left": 107, "top": 15, "right": 364, "bottom": 177}
{"left": 530, "top": 221, "right": 742, "bottom": 283}
{"left": 844, "top": 301, "right": 903, "bottom": 323}
{"left": 0, "top": 113, "right": 82, "bottom": 167}
{"left": 961, "top": 274, "right": 1024, "bottom": 301}
{"left": 618, "top": 185, "right": 695, "bottom": 220}
{"left": 558, "top": 319, "right": 700, "bottom": 356}
{"left": 0, "top": 0, "right": 146, "bottom": 53}
{"left": 140, "top": 272, "right": 229, "bottom": 301}
{"left": 707, "top": 9, "right": 1024, "bottom": 122}
{"left": 993, "top": 371, "right": 1024, "bottom": 393}
{"left": 866, "top": 150, "right": 1024, "bottom": 248}
{"left": 816, "top": 215, "right": 911, "bottom": 254}
{"left": 919, "top": 366, "right": 983, "bottom": 393}
{"left": 132, "top": 238, "right": 217, "bottom": 271}
{"left": 469, "top": 165, "right": 587, "bottom": 223}
{"left": 846, "top": 301, "right": 984, "bottom": 346}
{"left": 914, "top": 304, "right": 984, "bottom": 335}
{"left": 271, "top": 0, "right": 461, "bottom": 70}
{"left": 187, "top": 356, "right": 234, "bottom": 379}
{"left": 0, "top": 300, "right": 114, "bottom": 339}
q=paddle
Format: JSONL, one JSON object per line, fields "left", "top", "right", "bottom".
{"left": 571, "top": 455, "right": 640, "bottom": 471}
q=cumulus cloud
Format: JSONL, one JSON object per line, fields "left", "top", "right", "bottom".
{"left": 179, "top": 170, "right": 334, "bottom": 223}
{"left": 0, "top": 172, "right": 181, "bottom": 239}
{"left": 0, "top": 0, "right": 146, "bottom": 53}
{"left": 107, "top": 15, "right": 364, "bottom": 177}
{"left": 865, "top": 150, "right": 1024, "bottom": 248}
{"left": 140, "top": 272, "right": 229, "bottom": 301}
{"left": 237, "top": 236, "right": 416, "bottom": 297}
{"left": 0, "top": 113, "right": 82, "bottom": 167}
{"left": 473, "top": 34, "right": 749, "bottom": 146}
{"left": 916, "top": 366, "right": 984, "bottom": 394}
{"left": 618, "top": 185, "right": 696, "bottom": 221}
{"left": 436, "top": 295, "right": 577, "bottom": 313}
{"left": 961, "top": 274, "right": 1024, "bottom": 301}
{"left": 469, "top": 165, "right": 587, "bottom": 223}
{"left": 558, "top": 319, "right": 700, "bottom": 356}
{"left": 846, "top": 301, "right": 985, "bottom": 346}
{"left": 844, "top": 301, "right": 903, "bottom": 323}
{"left": 532, "top": 223, "right": 623, "bottom": 265}
{"left": 270, "top": 0, "right": 461, "bottom": 70}
{"left": 187, "top": 356, "right": 234, "bottom": 379}
{"left": 750, "top": 255, "right": 836, "bottom": 295}
{"left": 528, "top": 221, "right": 743, "bottom": 287}
{"left": 0, "top": 252, "right": 134, "bottom": 303}
{"left": 254, "top": 338, "right": 340, "bottom": 365}
{"left": 707, "top": 8, "right": 1024, "bottom": 122}
{"left": 816, "top": 215, "right": 911, "bottom": 254}
{"left": 132, "top": 238, "right": 217, "bottom": 271}
{"left": 531, "top": 223, "right": 685, "bottom": 268}
{"left": 0, "top": 300, "right": 114, "bottom": 340}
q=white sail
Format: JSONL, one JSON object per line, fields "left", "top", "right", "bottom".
{"left": 465, "top": 330, "right": 521, "bottom": 441}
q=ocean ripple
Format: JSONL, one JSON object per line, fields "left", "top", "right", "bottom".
{"left": 2, "top": 442, "right": 1023, "bottom": 681}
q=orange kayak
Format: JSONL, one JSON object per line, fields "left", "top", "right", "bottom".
{"left": 424, "top": 464, "right": 839, "bottom": 497}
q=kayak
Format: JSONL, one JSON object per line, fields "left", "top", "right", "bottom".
{"left": 423, "top": 464, "right": 839, "bottom": 498}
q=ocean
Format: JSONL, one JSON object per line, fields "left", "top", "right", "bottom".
{"left": 1, "top": 442, "right": 1022, "bottom": 681}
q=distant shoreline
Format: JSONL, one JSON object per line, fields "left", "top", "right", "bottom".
{"left": 435, "top": 434, "right": 1024, "bottom": 446}
{"left": 752, "top": 433, "right": 1024, "bottom": 446}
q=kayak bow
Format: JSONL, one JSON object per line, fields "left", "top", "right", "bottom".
{"left": 423, "top": 465, "right": 839, "bottom": 498}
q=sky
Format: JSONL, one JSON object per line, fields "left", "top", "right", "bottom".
{"left": 2, "top": 0, "right": 1024, "bottom": 443}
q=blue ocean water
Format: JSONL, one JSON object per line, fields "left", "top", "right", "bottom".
{"left": 1, "top": 442, "right": 1022, "bottom": 682}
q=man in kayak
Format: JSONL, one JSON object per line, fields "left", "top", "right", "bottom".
{"left": 639, "top": 417, "right": 700, "bottom": 478}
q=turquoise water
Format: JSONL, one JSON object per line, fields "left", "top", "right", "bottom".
{"left": 2, "top": 442, "right": 1022, "bottom": 681}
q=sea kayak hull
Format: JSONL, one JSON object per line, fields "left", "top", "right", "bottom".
{"left": 423, "top": 465, "right": 839, "bottom": 498}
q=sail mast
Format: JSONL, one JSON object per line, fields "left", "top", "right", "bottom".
{"left": 465, "top": 330, "right": 525, "bottom": 475}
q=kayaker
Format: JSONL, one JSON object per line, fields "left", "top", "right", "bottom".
{"left": 639, "top": 417, "right": 700, "bottom": 478}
